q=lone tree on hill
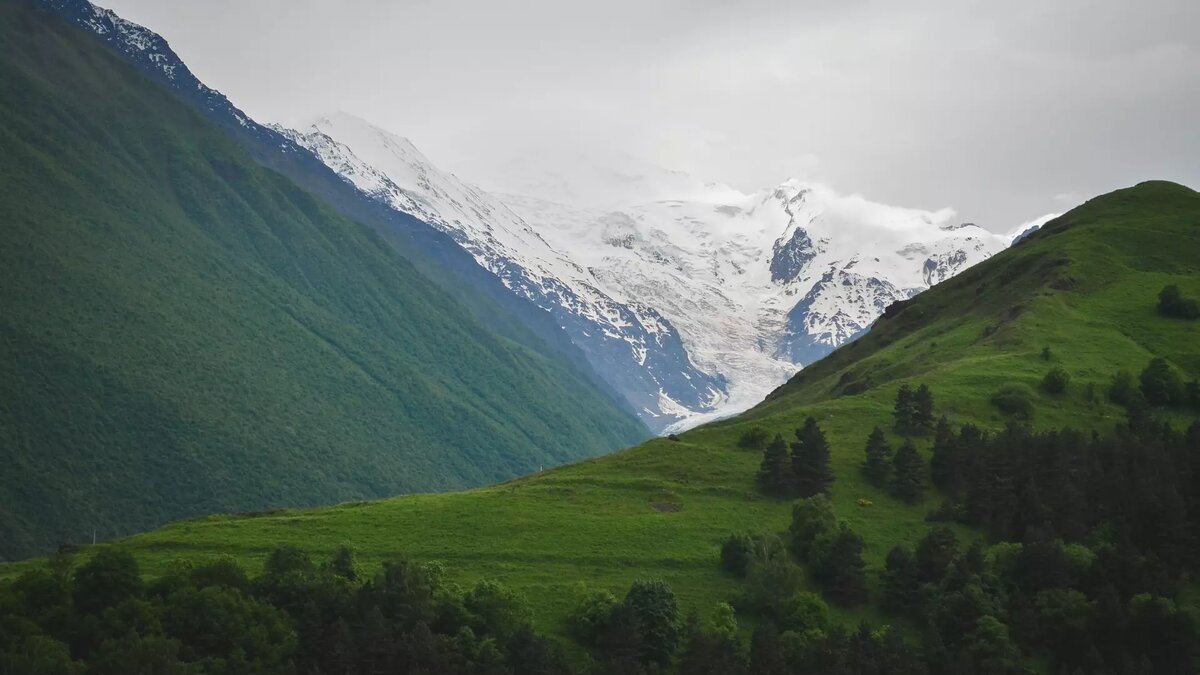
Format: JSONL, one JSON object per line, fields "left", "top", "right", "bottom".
{"left": 757, "top": 434, "right": 794, "bottom": 497}
{"left": 1157, "top": 284, "right": 1200, "bottom": 319}
{"left": 792, "top": 417, "right": 834, "bottom": 498}
{"left": 861, "top": 426, "right": 892, "bottom": 487}
{"left": 891, "top": 439, "right": 925, "bottom": 503}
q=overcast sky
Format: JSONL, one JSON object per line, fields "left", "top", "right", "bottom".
{"left": 103, "top": 0, "right": 1199, "bottom": 229}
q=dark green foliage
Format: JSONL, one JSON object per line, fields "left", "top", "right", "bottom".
{"left": 914, "top": 527, "right": 958, "bottom": 584}
{"left": 1157, "top": 284, "right": 1200, "bottom": 319}
{"left": 1041, "top": 365, "right": 1071, "bottom": 394}
{"left": 756, "top": 434, "right": 794, "bottom": 497}
{"left": 890, "top": 440, "right": 925, "bottom": 503}
{"left": 861, "top": 426, "right": 893, "bottom": 486}
{"left": 736, "top": 427, "right": 768, "bottom": 450}
{"left": 893, "top": 384, "right": 918, "bottom": 434}
{"left": 0, "top": 635, "right": 82, "bottom": 675}
{"left": 790, "top": 417, "right": 835, "bottom": 498}
{"left": 882, "top": 546, "right": 919, "bottom": 615}
{"left": 1041, "top": 346, "right": 1053, "bottom": 361}
{"left": 738, "top": 535, "right": 802, "bottom": 620}
{"left": 678, "top": 611, "right": 748, "bottom": 675}
{"left": 566, "top": 588, "right": 618, "bottom": 647}
{"left": 0, "top": 1, "right": 644, "bottom": 560}
{"left": 719, "top": 534, "right": 754, "bottom": 578}
{"left": 894, "top": 383, "right": 934, "bottom": 435}
{"left": 788, "top": 495, "right": 836, "bottom": 562}
{"left": 72, "top": 549, "right": 142, "bottom": 617}
{"left": 913, "top": 384, "right": 935, "bottom": 434}
{"left": 1109, "top": 369, "right": 1139, "bottom": 405}
{"left": 990, "top": 383, "right": 1036, "bottom": 420}
{"left": 1140, "top": 357, "right": 1187, "bottom": 406}
{"left": 622, "top": 579, "right": 681, "bottom": 668}
{"left": 0, "top": 548, "right": 571, "bottom": 674}
{"left": 808, "top": 524, "right": 868, "bottom": 606}
{"left": 1189, "top": 380, "right": 1200, "bottom": 409}
{"left": 929, "top": 417, "right": 965, "bottom": 498}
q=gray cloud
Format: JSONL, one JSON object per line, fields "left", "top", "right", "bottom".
{"left": 103, "top": 0, "right": 1199, "bottom": 228}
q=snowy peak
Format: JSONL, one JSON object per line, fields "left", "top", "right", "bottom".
{"left": 280, "top": 114, "right": 726, "bottom": 431}
{"left": 274, "top": 112, "right": 1013, "bottom": 432}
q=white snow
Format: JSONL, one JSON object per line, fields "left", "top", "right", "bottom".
{"left": 279, "top": 112, "right": 1012, "bottom": 430}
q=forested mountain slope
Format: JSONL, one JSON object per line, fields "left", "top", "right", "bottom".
{"left": 0, "top": 0, "right": 645, "bottom": 561}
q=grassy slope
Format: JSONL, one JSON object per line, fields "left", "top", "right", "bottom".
{"left": 0, "top": 2, "right": 646, "bottom": 561}
{"left": 6, "top": 181, "right": 1194, "bottom": 638}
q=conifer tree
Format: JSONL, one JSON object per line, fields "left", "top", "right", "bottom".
{"left": 882, "top": 545, "right": 919, "bottom": 615}
{"left": 914, "top": 384, "right": 935, "bottom": 434}
{"left": 757, "top": 434, "right": 794, "bottom": 497}
{"left": 893, "top": 385, "right": 916, "bottom": 434}
{"left": 792, "top": 417, "right": 834, "bottom": 498}
{"left": 929, "top": 416, "right": 963, "bottom": 497}
{"left": 861, "top": 426, "right": 892, "bottom": 487}
{"left": 809, "top": 523, "right": 867, "bottom": 606}
{"left": 891, "top": 439, "right": 925, "bottom": 503}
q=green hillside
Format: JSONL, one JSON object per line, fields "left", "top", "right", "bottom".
{"left": 6, "top": 178, "right": 1194, "bottom": 662}
{"left": 0, "top": 1, "right": 646, "bottom": 562}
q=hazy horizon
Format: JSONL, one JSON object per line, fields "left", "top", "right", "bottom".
{"left": 99, "top": 0, "right": 1200, "bottom": 230}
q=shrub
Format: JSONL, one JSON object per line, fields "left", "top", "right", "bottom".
{"left": 991, "top": 384, "right": 1036, "bottom": 420}
{"left": 1157, "top": 284, "right": 1200, "bottom": 319}
{"left": 737, "top": 427, "right": 769, "bottom": 450}
{"left": 1140, "top": 357, "right": 1186, "bottom": 406}
{"left": 1041, "top": 366, "right": 1070, "bottom": 394}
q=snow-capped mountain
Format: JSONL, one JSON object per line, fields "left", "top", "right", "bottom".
{"left": 281, "top": 114, "right": 1014, "bottom": 431}
{"left": 41, "top": 0, "right": 1019, "bottom": 432}
{"left": 278, "top": 115, "right": 726, "bottom": 430}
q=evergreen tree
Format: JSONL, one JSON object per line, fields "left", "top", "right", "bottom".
{"left": 756, "top": 434, "right": 794, "bottom": 497}
{"left": 929, "top": 416, "right": 963, "bottom": 497}
{"left": 861, "top": 426, "right": 893, "bottom": 487}
{"left": 891, "top": 440, "right": 925, "bottom": 503}
{"left": 915, "top": 527, "right": 959, "bottom": 584}
{"left": 809, "top": 523, "right": 868, "bottom": 606}
{"left": 882, "top": 546, "right": 919, "bottom": 616}
{"left": 893, "top": 384, "right": 917, "bottom": 434}
{"left": 914, "top": 384, "right": 935, "bottom": 434}
{"left": 720, "top": 534, "right": 753, "bottom": 578}
{"left": 791, "top": 417, "right": 834, "bottom": 498}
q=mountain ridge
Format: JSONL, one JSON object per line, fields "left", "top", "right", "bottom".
{"left": 283, "top": 111, "right": 1017, "bottom": 430}
{"left": 33, "top": 0, "right": 642, "bottom": 427}
{"left": 0, "top": 0, "right": 645, "bottom": 560}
